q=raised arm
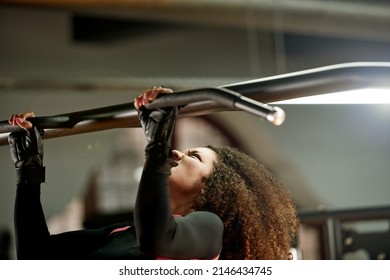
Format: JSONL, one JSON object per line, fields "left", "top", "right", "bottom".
{"left": 8, "top": 112, "right": 50, "bottom": 259}
{"left": 133, "top": 87, "right": 223, "bottom": 259}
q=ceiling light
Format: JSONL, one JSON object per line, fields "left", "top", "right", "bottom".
{"left": 270, "top": 88, "right": 390, "bottom": 104}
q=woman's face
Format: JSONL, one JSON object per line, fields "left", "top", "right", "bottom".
{"left": 169, "top": 147, "right": 217, "bottom": 206}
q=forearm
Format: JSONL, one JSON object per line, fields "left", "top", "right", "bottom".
{"left": 14, "top": 180, "right": 50, "bottom": 259}
{"left": 14, "top": 179, "right": 114, "bottom": 260}
{"left": 134, "top": 155, "right": 224, "bottom": 259}
{"left": 134, "top": 155, "right": 175, "bottom": 255}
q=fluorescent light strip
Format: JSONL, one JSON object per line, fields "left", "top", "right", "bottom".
{"left": 270, "top": 88, "right": 390, "bottom": 104}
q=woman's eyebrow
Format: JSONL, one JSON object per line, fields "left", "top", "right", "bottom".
{"left": 187, "top": 149, "right": 203, "bottom": 161}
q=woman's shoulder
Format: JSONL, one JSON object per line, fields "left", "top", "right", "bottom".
{"left": 177, "top": 211, "right": 224, "bottom": 230}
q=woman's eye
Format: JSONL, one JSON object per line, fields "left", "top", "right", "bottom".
{"left": 189, "top": 152, "right": 201, "bottom": 161}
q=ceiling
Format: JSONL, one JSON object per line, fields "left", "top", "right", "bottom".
{"left": 1, "top": 0, "right": 390, "bottom": 79}
{"left": 2, "top": 0, "right": 390, "bottom": 41}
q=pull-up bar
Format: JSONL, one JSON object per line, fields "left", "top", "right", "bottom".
{"left": 0, "top": 87, "right": 284, "bottom": 145}
{"left": 0, "top": 62, "right": 389, "bottom": 146}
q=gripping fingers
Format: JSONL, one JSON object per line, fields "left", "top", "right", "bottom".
{"left": 134, "top": 86, "right": 173, "bottom": 110}
{"left": 8, "top": 112, "right": 36, "bottom": 130}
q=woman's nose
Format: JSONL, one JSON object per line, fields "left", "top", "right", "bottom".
{"left": 172, "top": 150, "right": 184, "bottom": 161}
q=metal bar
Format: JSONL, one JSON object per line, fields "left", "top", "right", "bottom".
{"left": 324, "top": 218, "right": 338, "bottom": 260}
{"left": 298, "top": 205, "right": 390, "bottom": 224}
{"left": 333, "top": 219, "right": 345, "bottom": 260}
{"left": 299, "top": 205, "right": 390, "bottom": 259}
{"left": 1, "top": 62, "right": 390, "bottom": 145}
{"left": 223, "top": 62, "right": 390, "bottom": 103}
{"left": 0, "top": 87, "right": 282, "bottom": 145}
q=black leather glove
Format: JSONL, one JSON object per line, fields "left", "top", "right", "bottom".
{"left": 138, "top": 106, "right": 178, "bottom": 160}
{"left": 8, "top": 126, "right": 45, "bottom": 185}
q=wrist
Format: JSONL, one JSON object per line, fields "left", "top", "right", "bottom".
{"left": 16, "top": 166, "right": 46, "bottom": 185}
{"left": 145, "top": 140, "right": 171, "bottom": 158}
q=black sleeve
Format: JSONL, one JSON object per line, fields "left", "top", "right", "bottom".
{"left": 14, "top": 181, "right": 51, "bottom": 259}
{"left": 14, "top": 181, "right": 111, "bottom": 259}
{"left": 134, "top": 155, "right": 224, "bottom": 259}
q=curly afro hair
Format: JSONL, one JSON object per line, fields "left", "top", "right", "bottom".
{"left": 191, "top": 145, "right": 299, "bottom": 260}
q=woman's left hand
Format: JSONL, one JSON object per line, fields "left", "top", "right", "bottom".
{"left": 134, "top": 86, "right": 173, "bottom": 110}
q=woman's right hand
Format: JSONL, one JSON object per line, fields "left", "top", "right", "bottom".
{"left": 8, "top": 111, "right": 36, "bottom": 130}
{"left": 134, "top": 86, "right": 173, "bottom": 110}
{"left": 134, "top": 87, "right": 178, "bottom": 158}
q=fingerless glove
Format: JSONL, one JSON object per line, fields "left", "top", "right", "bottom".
{"left": 138, "top": 106, "right": 178, "bottom": 161}
{"left": 8, "top": 126, "right": 45, "bottom": 185}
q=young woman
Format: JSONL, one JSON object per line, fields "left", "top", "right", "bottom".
{"left": 8, "top": 87, "right": 299, "bottom": 260}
